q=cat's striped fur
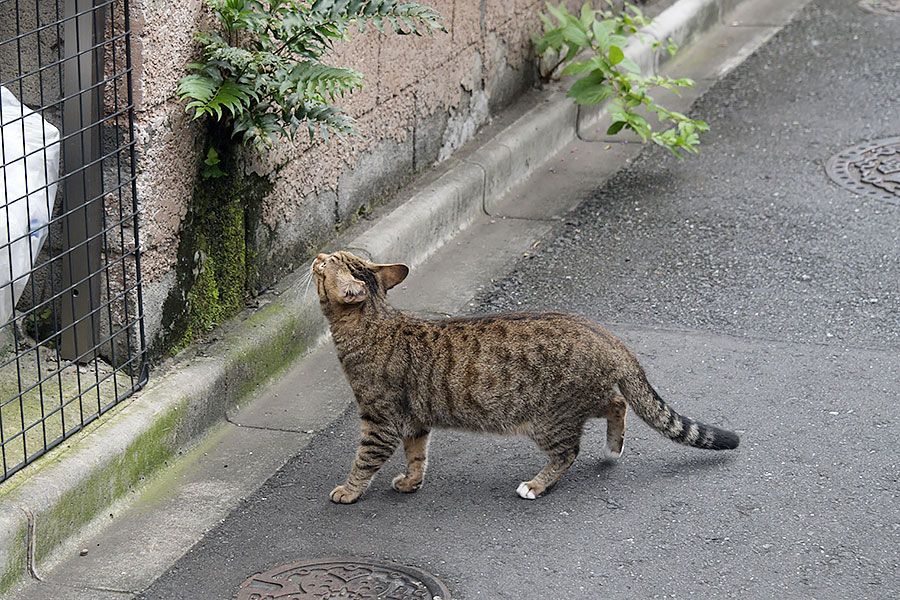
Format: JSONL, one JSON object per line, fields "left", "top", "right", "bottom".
{"left": 313, "top": 251, "right": 739, "bottom": 503}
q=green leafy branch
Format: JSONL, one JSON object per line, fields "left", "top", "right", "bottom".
{"left": 535, "top": 2, "right": 708, "bottom": 158}
{"left": 177, "top": 1, "right": 445, "bottom": 155}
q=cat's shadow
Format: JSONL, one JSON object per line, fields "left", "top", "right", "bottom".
{"left": 643, "top": 452, "right": 736, "bottom": 474}
{"left": 360, "top": 452, "right": 737, "bottom": 512}
{"left": 594, "top": 451, "right": 737, "bottom": 482}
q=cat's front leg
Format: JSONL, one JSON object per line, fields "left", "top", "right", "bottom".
{"left": 330, "top": 418, "right": 401, "bottom": 504}
{"left": 392, "top": 429, "right": 431, "bottom": 493}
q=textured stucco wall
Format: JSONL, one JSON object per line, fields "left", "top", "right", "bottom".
{"left": 130, "top": 0, "right": 585, "bottom": 354}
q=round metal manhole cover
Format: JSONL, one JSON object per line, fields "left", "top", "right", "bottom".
{"left": 236, "top": 558, "right": 451, "bottom": 600}
{"left": 858, "top": 0, "right": 900, "bottom": 14}
{"left": 826, "top": 137, "right": 900, "bottom": 204}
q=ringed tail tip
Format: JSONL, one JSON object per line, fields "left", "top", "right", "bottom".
{"left": 710, "top": 427, "right": 740, "bottom": 450}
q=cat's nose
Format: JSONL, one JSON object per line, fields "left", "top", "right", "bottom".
{"left": 316, "top": 253, "right": 328, "bottom": 262}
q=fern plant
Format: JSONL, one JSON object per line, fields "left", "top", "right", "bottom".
{"left": 535, "top": 2, "right": 708, "bottom": 158}
{"left": 177, "top": 0, "right": 445, "bottom": 154}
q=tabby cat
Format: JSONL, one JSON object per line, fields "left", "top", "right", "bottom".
{"left": 313, "top": 251, "right": 739, "bottom": 503}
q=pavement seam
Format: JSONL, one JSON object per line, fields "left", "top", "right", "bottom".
{"left": 483, "top": 214, "right": 559, "bottom": 223}
{"left": 575, "top": 105, "right": 587, "bottom": 142}
{"left": 224, "top": 413, "right": 316, "bottom": 436}
{"left": 0, "top": 506, "right": 136, "bottom": 597}
{"left": 459, "top": 157, "right": 490, "bottom": 216}
{"left": 17, "top": 506, "right": 39, "bottom": 584}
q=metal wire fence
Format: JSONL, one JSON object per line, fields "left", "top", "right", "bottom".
{"left": 0, "top": 0, "right": 146, "bottom": 484}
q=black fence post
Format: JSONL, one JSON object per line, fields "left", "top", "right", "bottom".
{"left": 59, "top": 0, "right": 104, "bottom": 362}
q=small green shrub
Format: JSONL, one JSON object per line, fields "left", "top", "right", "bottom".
{"left": 535, "top": 2, "right": 709, "bottom": 158}
{"left": 177, "top": 1, "right": 445, "bottom": 153}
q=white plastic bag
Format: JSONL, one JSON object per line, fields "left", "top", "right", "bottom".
{"left": 0, "top": 86, "right": 61, "bottom": 327}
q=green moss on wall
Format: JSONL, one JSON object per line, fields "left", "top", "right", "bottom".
{"left": 177, "top": 193, "right": 246, "bottom": 351}
{"left": 155, "top": 141, "right": 272, "bottom": 358}
{"left": 0, "top": 398, "right": 185, "bottom": 594}
{"left": 32, "top": 400, "right": 185, "bottom": 565}
{"left": 0, "top": 524, "right": 27, "bottom": 596}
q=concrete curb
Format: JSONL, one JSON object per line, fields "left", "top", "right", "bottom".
{"left": 0, "top": 0, "right": 753, "bottom": 593}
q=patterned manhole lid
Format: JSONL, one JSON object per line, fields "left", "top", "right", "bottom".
{"left": 236, "top": 558, "right": 451, "bottom": 599}
{"left": 826, "top": 137, "right": 900, "bottom": 204}
{"left": 858, "top": 0, "right": 900, "bottom": 14}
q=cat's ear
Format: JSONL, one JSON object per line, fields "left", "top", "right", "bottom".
{"left": 374, "top": 263, "right": 409, "bottom": 290}
{"left": 335, "top": 271, "right": 367, "bottom": 304}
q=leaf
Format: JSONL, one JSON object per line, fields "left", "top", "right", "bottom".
{"left": 606, "top": 121, "right": 626, "bottom": 135}
{"left": 546, "top": 3, "right": 570, "bottom": 26}
{"left": 177, "top": 73, "right": 219, "bottom": 103}
{"left": 608, "top": 102, "right": 629, "bottom": 123}
{"left": 666, "top": 38, "right": 678, "bottom": 56}
{"left": 536, "top": 9, "right": 553, "bottom": 30}
{"left": 352, "top": 1, "right": 446, "bottom": 35}
{"left": 234, "top": 111, "right": 283, "bottom": 152}
{"left": 626, "top": 112, "right": 651, "bottom": 140}
{"left": 608, "top": 45, "right": 624, "bottom": 65}
{"left": 289, "top": 61, "right": 363, "bottom": 102}
{"left": 180, "top": 76, "right": 256, "bottom": 122}
{"left": 567, "top": 72, "right": 614, "bottom": 105}
{"left": 561, "top": 60, "right": 594, "bottom": 76}
{"left": 293, "top": 101, "right": 357, "bottom": 141}
{"left": 204, "top": 145, "right": 220, "bottom": 165}
{"left": 201, "top": 146, "right": 227, "bottom": 179}
{"left": 618, "top": 56, "right": 641, "bottom": 74}
{"left": 561, "top": 17, "right": 590, "bottom": 48}
{"left": 592, "top": 19, "right": 611, "bottom": 52}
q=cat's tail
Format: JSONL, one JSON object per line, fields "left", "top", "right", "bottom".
{"left": 617, "top": 370, "right": 739, "bottom": 450}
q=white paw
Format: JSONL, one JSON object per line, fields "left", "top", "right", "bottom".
{"left": 601, "top": 442, "right": 624, "bottom": 460}
{"left": 516, "top": 482, "right": 537, "bottom": 500}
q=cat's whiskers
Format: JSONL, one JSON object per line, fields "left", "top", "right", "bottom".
{"left": 303, "top": 268, "right": 314, "bottom": 298}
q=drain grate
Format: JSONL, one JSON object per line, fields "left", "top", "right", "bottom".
{"left": 237, "top": 558, "right": 451, "bottom": 599}
{"left": 858, "top": 0, "right": 900, "bottom": 14}
{"left": 826, "top": 137, "right": 900, "bottom": 204}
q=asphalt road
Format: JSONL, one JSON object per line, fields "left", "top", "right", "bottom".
{"left": 138, "top": 0, "right": 899, "bottom": 598}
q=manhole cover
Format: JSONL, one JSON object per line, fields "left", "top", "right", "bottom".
{"left": 236, "top": 558, "right": 451, "bottom": 599}
{"left": 826, "top": 137, "right": 900, "bottom": 203}
{"left": 859, "top": 0, "right": 900, "bottom": 14}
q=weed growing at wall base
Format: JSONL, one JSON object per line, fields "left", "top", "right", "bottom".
{"left": 176, "top": 1, "right": 445, "bottom": 154}
{"left": 535, "top": 2, "right": 709, "bottom": 158}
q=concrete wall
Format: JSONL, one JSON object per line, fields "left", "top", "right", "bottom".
{"left": 130, "top": 0, "right": 585, "bottom": 355}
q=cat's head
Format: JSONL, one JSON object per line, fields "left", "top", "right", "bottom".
{"left": 312, "top": 251, "right": 409, "bottom": 310}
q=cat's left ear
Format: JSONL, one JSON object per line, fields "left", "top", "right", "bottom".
{"left": 334, "top": 271, "right": 368, "bottom": 304}
{"left": 373, "top": 263, "right": 409, "bottom": 291}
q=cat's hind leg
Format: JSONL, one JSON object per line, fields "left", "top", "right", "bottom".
{"left": 331, "top": 418, "right": 401, "bottom": 504}
{"left": 517, "top": 420, "right": 583, "bottom": 500}
{"left": 598, "top": 392, "right": 627, "bottom": 459}
{"left": 392, "top": 429, "right": 430, "bottom": 493}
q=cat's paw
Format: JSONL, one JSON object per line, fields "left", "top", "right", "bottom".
{"left": 391, "top": 474, "right": 423, "bottom": 493}
{"left": 600, "top": 441, "right": 624, "bottom": 460}
{"left": 516, "top": 482, "right": 538, "bottom": 500}
{"left": 330, "top": 485, "right": 360, "bottom": 504}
